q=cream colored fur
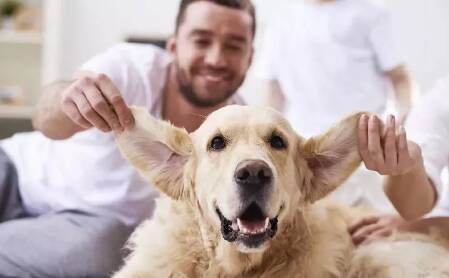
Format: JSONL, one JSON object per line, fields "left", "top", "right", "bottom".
{"left": 113, "top": 105, "right": 449, "bottom": 278}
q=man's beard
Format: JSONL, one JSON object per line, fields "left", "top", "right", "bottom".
{"left": 175, "top": 64, "right": 242, "bottom": 108}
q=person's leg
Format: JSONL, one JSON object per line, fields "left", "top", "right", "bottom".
{"left": 0, "top": 147, "right": 27, "bottom": 222}
{"left": 0, "top": 210, "right": 133, "bottom": 278}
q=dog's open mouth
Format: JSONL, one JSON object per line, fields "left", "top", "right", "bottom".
{"left": 216, "top": 203, "right": 279, "bottom": 248}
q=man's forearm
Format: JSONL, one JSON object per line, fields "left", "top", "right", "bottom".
{"left": 384, "top": 154, "right": 436, "bottom": 221}
{"left": 33, "top": 81, "right": 84, "bottom": 140}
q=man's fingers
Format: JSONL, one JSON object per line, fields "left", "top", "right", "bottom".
{"left": 367, "top": 115, "right": 385, "bottom": 167}
{"left": 348, "top": 215, "right": 380, "bottom": 234}
{"left": 111, "top": 98, "right": 135, "bottom": 129}
{"left": 383, "top": 115, "right": 398, "bottom": 172}
{"left": 62, "top": 100, "right": 92, "bottom": 129}
{"left": 83, "top": 85, "right": 123, "bottom": 132}
{"left": 95, "top": 74, "right": 134, "bottom": 129}
{"left": 72, "top": 90, "right": 111, "bottom": 132}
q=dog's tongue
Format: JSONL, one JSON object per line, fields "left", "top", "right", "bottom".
{"left": 237, "top": 218, "right": 269, "bottom": 234}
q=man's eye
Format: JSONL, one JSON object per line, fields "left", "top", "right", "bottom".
{"left": 269, "top": 134, "right": 286, "bottom": 150}
{"left": 210, "top": 136, "right": 226, "bottom": 151}
{"left": 226, "top": 44, "right": 243, "bottom": 52}
{"left": 194, "top": 40, "right": 210, "bottom": 47}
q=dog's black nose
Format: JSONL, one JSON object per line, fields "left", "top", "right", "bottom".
{"left": 234, "top": 160, "right": 273, "bottom": 188}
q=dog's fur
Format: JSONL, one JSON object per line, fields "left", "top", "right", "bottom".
{"left": 113, "top": 105, "right": 449, "bottom": 278}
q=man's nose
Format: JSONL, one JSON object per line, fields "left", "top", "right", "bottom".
{"left": 205, "top": 45, "right": 227, "bottom": 68}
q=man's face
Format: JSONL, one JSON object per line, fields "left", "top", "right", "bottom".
{"left": 170, "top": 1, "right": 254, "bottom": 107}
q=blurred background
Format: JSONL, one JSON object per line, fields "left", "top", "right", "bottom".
{"left": 0, "top": 0, "right": 449, "bottom": 138}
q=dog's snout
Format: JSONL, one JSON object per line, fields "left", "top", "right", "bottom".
{"left": 234, "top": 160, "right": 273, "bottom": 187}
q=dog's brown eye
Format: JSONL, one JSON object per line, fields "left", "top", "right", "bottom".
{"left": 210, "top": 136, "right": 226, "bottom": 151}
{"left": 270, "top": 134, "right": 286, "bottom": 150}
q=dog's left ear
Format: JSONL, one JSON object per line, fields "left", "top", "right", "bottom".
{"left": 115, "top": 106, "right": 192, "bottom": 200}
{"left": 299, "top": 112, "right": 364, "bottom": 203}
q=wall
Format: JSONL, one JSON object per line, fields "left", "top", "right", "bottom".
{"left": 43, "top": 0, "right": 179, "bottom": 82}
{"left": 43, "top": 0, "right": 449, "bottom": 92}
{"left": 386, "top": 0, "right": 449, "bottom": 91}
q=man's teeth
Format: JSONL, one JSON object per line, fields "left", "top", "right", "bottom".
{"left": 234, "top": 217, "right": 270, "bottom": 235}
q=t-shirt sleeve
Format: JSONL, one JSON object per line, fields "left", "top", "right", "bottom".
{"left": 406, "top": 82, "right": 449, "bottom": 202}
{"left": 77, "top": 43, "right": 139, "bottom": 104}
{"left": 368, "top": 11, "right": 402, "bottom": 72}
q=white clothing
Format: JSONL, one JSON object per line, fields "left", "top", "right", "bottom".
{"left": 407, "top": 76, "right": 449, "bottom": 215}
{"left": 254, "top": 0, "right": 401, "bottom": 137}
{"left": 0, "top": 43, "right": 244, "bottom": 226}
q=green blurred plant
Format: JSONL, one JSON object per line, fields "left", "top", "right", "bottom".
{"left": 0, "top": 0, "right": 23, "bottom": 17}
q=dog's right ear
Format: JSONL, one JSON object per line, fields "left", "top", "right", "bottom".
{"left": 115, "top": 106, "right": 192, "bottom": 200}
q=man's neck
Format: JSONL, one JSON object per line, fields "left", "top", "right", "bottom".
{"left": 162, "top": 65, "right": 228, "bottom": 133}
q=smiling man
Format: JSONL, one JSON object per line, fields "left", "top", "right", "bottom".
{"left": 0, "top": 1, "right": 255, "bottom": 277}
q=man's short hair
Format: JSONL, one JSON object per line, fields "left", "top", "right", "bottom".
{"left": 175, "top": 0, "right": 256, "bottom": 38}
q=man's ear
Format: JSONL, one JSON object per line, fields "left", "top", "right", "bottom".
{"left": 115, "top": 106, "right": 192, "bottom": 200}
{"left": 166, "top": 36, "right": 176, "bottom": 55}
{"left": 299, "top": 112, "right": 364, "bottom": 203}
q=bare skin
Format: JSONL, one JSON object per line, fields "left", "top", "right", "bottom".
{"left": 349, "top": 214, "right": 449, "bottom": 246}
{"left": 350, "top": 114, "right": 438, "bottom": 245}
{"left": 358, "top": 114, "right": 436, "bottom": 220}
{"left": 33, "top": 73, "right": 135, "bottom": 140}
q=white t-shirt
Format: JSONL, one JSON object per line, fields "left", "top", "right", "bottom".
{"left": 0, "top": 43, "right": 244, "bottom": 226}
{"left": 406, "top": 76, "right": 449, "bottom": 215}
{"left": 254, "top": 0, "right": 401, "bottom": 137}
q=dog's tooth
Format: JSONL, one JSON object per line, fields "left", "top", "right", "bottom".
{"left": 238, "top": 219, "right": 249, "bottom": 234}
{"left": 264, "top": 218, "right": 270, "bottom": 229}
{"left": 237, "top": 218, "right": 243, "bottom": 230}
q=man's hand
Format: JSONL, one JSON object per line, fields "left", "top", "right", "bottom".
{"left": 358, "top": 114, "right": 422, "bottom": 176}
{"left": 60, "top": 73, "right": 134, "bottom": 133}
{"left": 348, "top": 214, "right": 408, "bottom": 246}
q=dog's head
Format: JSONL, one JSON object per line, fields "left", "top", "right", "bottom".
{"left": 116, "top": 105, "right": 361, "bottom": 253}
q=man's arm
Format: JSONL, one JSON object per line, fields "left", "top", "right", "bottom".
{"left": 33, "top": 72, "right": 134, "bottom": 140}
{"left": 33, "top": 81, "right": 85, "bottom": 140}
{"left": 385, "top": 65, "right": 412, "bottom": 122}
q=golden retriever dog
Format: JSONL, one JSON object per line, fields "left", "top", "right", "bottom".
{"left": 113, "top": 105, "right": 449, "bottom": 278}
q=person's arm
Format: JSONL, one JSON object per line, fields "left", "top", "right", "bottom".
{"left": 385, "top": 65, "right": 412, "bottom": 122}
{"left": 33, "top": 80, "right": 84, "bottom": 139}
{"left": 383, "top": 152, "right": 436, "bottom": 221}
{"left": 349, "top": 214, "right": 449, "bottom": 245}
{"left": 406, "top": 217, "right": 449, "bottom": 235}
{"left": 33, "top": 72, "right": 134, "bottom": 140}
{"left": 358, "top": 114, "right": 436, "bottom": 221}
